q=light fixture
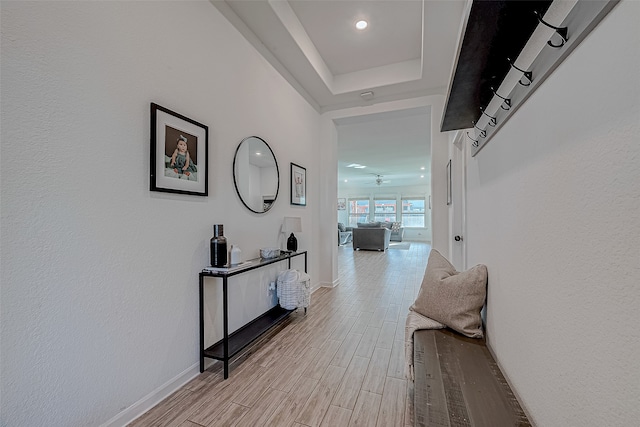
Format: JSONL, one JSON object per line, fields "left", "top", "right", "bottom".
{"left": 356, "top": 20, "right": 368, "bottom": 30}
{"left": 283, "top": 217, "right": 302, "bottom": 252}
{"left": 346, "top": 163, "right": 366, "bottom": 169}
{"left": 360, "top": 91, "right": 374, "bottom": 101}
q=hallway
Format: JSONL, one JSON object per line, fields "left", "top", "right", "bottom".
{"left": 130, "top": 242, "right": 432, "bottom": 426}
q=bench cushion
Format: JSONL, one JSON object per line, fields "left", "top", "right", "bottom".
{"left": 410, "top": 249, "right": 487, "bottom": 338}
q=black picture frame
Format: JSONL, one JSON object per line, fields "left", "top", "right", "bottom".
{"left": 446, "top": 159, "right": 452, "bottom": 206}
{"left": 150, "top": 103, "right": 208, "bottom": 196}
{"left": 290, "top": 162, "right": 306, "bottom": 206}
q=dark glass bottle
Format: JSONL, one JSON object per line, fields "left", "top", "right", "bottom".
{"left": 210, "top": 224, "right": 227, "bottom": 267}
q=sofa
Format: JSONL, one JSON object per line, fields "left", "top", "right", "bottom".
{"left": 356, "top": 221, "right": 404, "bottom": 241}
{"left": 352, "top": 224, "right": 391, "bottom": 251}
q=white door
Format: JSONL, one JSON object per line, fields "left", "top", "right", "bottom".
{"left": 449, "top": 132, "right": 467, "bottom": 270}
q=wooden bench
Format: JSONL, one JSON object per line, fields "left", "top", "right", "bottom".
{"left": 413, "top": 329, "right": 531, "bottom": 426}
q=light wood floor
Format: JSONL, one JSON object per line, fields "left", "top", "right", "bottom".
{"left": 130, "top": 241, "right": 431, "bottom": 427}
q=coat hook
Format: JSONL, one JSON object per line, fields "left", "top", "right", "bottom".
{"left": 535, "top": 11, "right": 568, "bottom": 48}
{"left": 466, "top": 132, "right": 479, "bottom": 148}
{"left": 507, "top": 58, "right": 533, "bottom": 87}
{"left": 491, "top": 87, "right": 511, "bottom": 111}
{"left": 472, "top": 120, "right": 486, "bottom": 138}
{"left": 480, "top": 107, "right": 497, "bottom": 127}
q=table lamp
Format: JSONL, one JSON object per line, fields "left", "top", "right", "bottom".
{"left": 283, "top": 216, "right": 302, "bottom": 252}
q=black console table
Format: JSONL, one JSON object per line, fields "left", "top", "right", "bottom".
{"left": 199, "top": 250, "right": 307, "bottom": 378}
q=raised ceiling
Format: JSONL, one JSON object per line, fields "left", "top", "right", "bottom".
{"left": 211, "top": 0, "right": 470, "bottom": 190}
{"left": 212, "top": 0, "right": 467, "bottom": 113}
{"left": 336, "top": 107, "right": 431, "bottom": 190}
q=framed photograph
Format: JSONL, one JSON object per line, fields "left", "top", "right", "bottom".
{"left": 290, "top": 163, "right": 306, "bottom": 206}
{"left": 150, "top": 103, "right": 208, "bottom": 196}
{"left": 446, "top": 159, "right": 452, "bottom": 205}
{"left": 337, "top": 198, "right": 346, "bottom": 210}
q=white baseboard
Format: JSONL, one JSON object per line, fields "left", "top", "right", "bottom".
{"left": 320, "top": 279, "right": 340, "bottom": 288}
{"left": 100, "top": 363, "right": 200, "bottom": 427}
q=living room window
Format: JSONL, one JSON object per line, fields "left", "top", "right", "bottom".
{"left": 401, "top": 198, "right": 425, "bottom": 227}
{"left": 348, "top": 198, "right": 370, "bottom": 227}
{"left": 374, "top": 199, "right": 396, "bottom": 222}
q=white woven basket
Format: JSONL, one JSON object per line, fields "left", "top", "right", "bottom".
{"left": 276, "top": 269, "right": 311, "bottom": 310}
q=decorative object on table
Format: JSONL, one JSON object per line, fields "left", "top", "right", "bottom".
{"left": 233, "top": 136, "right": 279, "bottom": 213}
{"left": 337, "top": 198, "right": 346, "bottom": 210}
{"left": 210, "top": 224, "right": 227, "bottom": 267}
{"left": 150, "top": 103, "right": 208, "bottom": 196}
{"left": 229, "top": 245, "right": 242, "bottom": 266}
{"left": 283, "top": 216, "right": 302, "bottom": 252}
{"left": 290, "top": 163, "right": 306, "bottom": 206}
{"left": 260, "top": 247, "right": 281, "bottom": 259}
{"left": 203, "top": 260, "right": 252, "bottom": 273}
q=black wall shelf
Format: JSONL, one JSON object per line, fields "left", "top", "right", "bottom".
{"left": 441, "top": 1, "right": 552, "bottom": 132}
{"left": 442, "top": 0, "right": 619, "bottom": 156}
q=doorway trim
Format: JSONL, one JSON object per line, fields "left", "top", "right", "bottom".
{"left": 450, "top": 130, "right": 467, "bottom": 270}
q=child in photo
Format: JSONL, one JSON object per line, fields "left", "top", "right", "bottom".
{"left": 170, "top": 135, "right": 197, "bottom": 176}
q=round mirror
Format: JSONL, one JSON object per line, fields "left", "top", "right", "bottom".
{"left": 233, "top": 136, "right": 279, "bottom": 213}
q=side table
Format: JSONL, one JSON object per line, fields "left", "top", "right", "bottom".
{"left": 199, "top": 250, "right": 307, "bottom": 379}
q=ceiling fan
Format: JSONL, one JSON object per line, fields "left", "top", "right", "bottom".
{"left": 370, "top": 174, "right": 390, "bottom": 186}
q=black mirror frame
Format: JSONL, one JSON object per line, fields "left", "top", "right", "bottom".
{"left": 232, "top": 136, "right": 279, "bottom": 214}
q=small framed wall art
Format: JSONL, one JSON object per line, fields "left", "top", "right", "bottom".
{"left": 337, "top": 198, "right": 346, "bottom": 210}
{"left": 290, "top": 163, "right": 306, "bottom": 206}
{"left": 150, "top": 103, "right": 208, "bottom": 196}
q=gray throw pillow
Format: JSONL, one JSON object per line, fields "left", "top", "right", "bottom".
{"left": 338, "top": 223, "right": 345, "bottom": 232}
{"left": 410, "top": 249, "right": 487, "bottom": 338}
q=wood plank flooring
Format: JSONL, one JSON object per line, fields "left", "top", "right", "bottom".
{"left": 129, "top": 242, "right": 431, "bottom": 427}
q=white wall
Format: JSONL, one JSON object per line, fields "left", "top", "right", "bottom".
{"left": 466, "top": 2, "right": 640, "bottom": 425}
{"left": 0, "top": 1, "right": 320, "bottom": 425}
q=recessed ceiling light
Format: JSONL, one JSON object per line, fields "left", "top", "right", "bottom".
{"left": 420, "top": 175, "right": 425, "bottom": 178}
{"left": 356, "top": 20, "right": 368, "bottom": 30}
{"left": 354, "top": 165, "right": 366, "bottom": 169}
{"left": 344, "top": 179, "right": 348, "bottom": 183}
{"left": 420, "top": 166, "right": 425, "bottom": 170}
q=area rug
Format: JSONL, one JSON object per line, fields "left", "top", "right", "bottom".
{"left": 389, "top": 242, "right": 411, "bottom": 250}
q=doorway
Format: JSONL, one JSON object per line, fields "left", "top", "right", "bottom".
{"left": 336, "top": 107, "right": 432, "bottom": 247}
{"left": 449, "top": 131, "right": 467, "bottom": 270}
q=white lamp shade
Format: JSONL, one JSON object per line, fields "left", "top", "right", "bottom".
{"left": 283, "top": 216, "right": 302, "bottom": 233}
